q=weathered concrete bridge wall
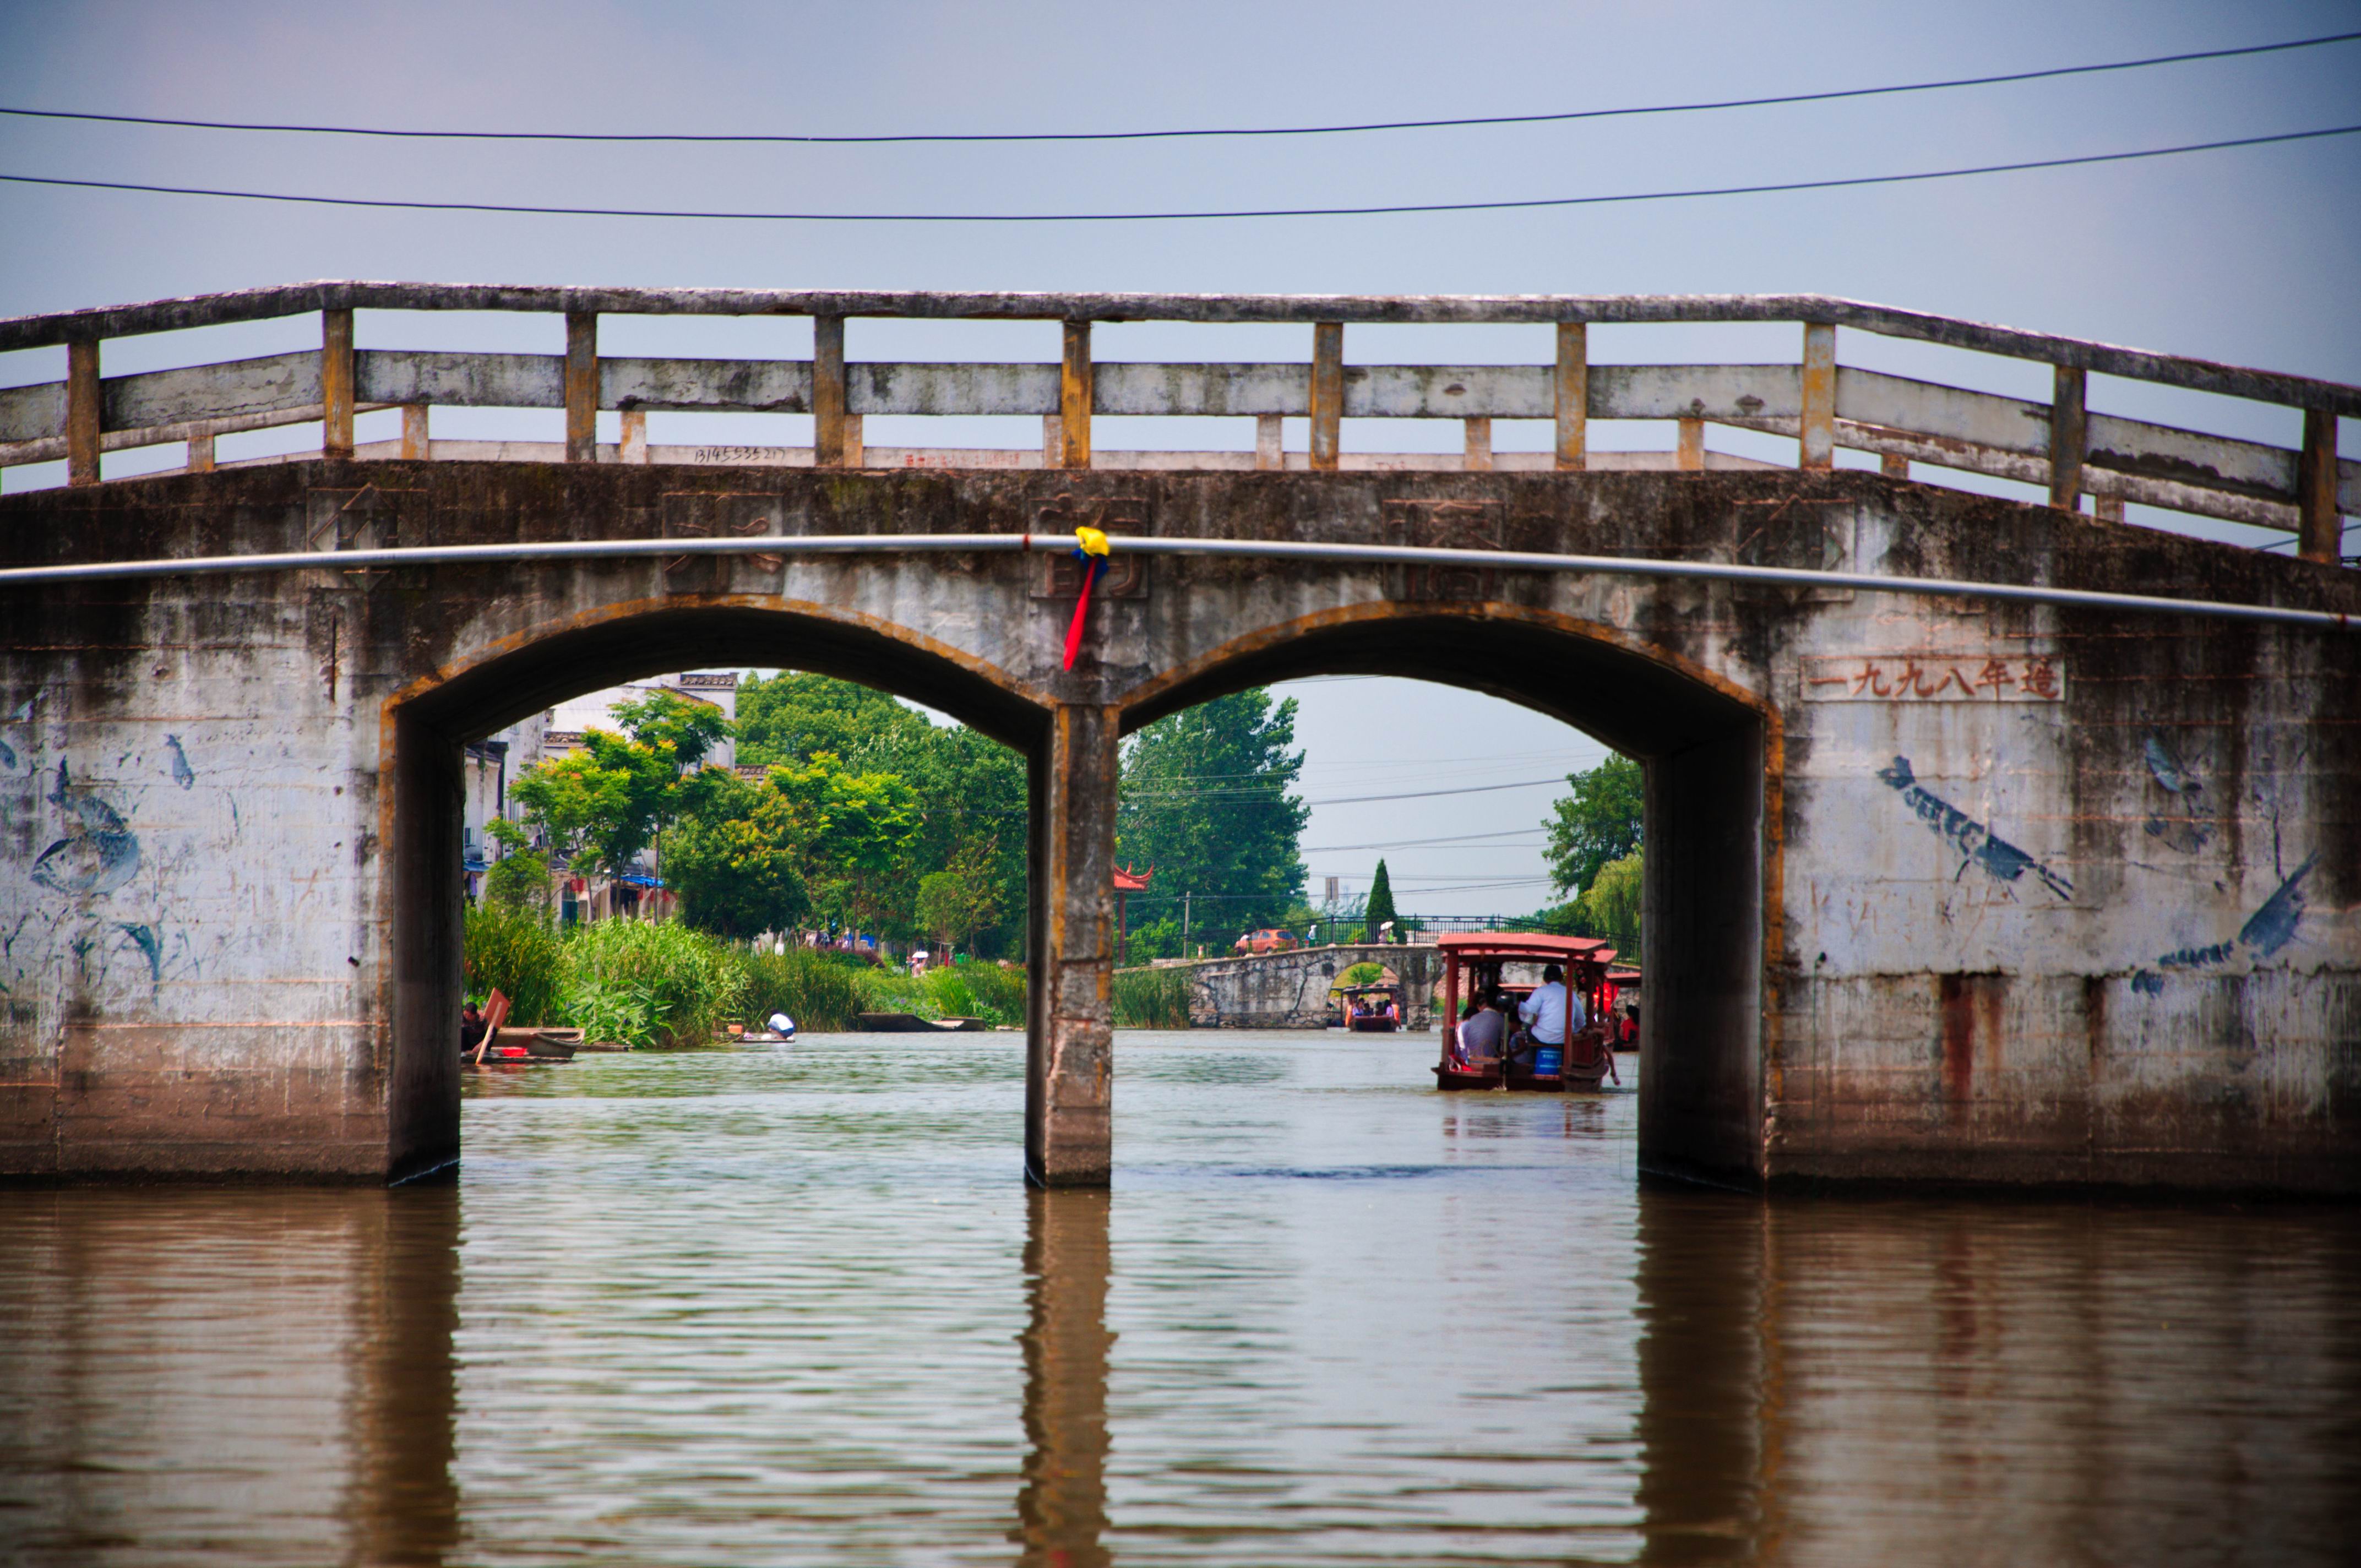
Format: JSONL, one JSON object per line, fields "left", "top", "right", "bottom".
{"left": 3, "top": 460, "right": 2357, "bottom": 1191}
{"left": 1178, "top": 944, "right": 1440, "bottom": 1029}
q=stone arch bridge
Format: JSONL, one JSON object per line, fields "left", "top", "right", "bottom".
{"left": 1, "top": 285, "right": 2355, "bottom": 1193}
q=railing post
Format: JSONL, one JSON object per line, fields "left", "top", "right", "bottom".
{"left": 1464, "top": 416, "right": 1493, "bottom": 472}
{"left": 187, "top": 433, "right": 215, "bottom": 473}
{"left": 400, "top": 405, "right": 429, "bottom": 462}
{"left": 322, "top": 308, "right": 355, "bottom": 460}
{"left": 564, "top": 312, "right": 598, "bottom": 463}
{"left": 1555, "top": 322, "right": 1587, "bottom": 471}
{"left": 1677, "top": 417, "right": 1705, "bottom": 471}
{"left": 619, "top": 407, "right": 648, "bottom": 465}
{"left": 1255, "top": 413, "right": 1283, "bottom": 471}
{"left": 814, "top": 314, "right": 847, "bottom": 467}
{"left": 2049, "top": 365, "right": 2087, "bottom": 511}
{"left": 1799, "top": 322, "right": 1835, "bottom": 471}
{"left": 2297, "top": 409, "right": 2341, "bottom": 564}
{"left": 1060, "top": 320, "right": 1093, "bottom": 471}
{"left": 65, "top": 338, "right": 100, "bottom": 486}
{"left": 1881, "top": 453, "right": 1910, "bottom": 480}
{"left": 1309, "top": 322, "right": 1343, "bottom": 472}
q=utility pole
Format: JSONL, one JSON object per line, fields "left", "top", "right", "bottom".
{"left": 1182, "top": 890, "right": 1191, "bottom": 949}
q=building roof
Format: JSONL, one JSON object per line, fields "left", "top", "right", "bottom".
{"left": 1113, "top": 863, "right": 1154, "bottom": 892}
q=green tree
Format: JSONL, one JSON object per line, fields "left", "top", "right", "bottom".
{"left": 913, "top": 836, "right": 1008, "bottom": 955}
{"left": 736, "top": 670, "right": 931, "bottom": 767}
{"left": 1579, "top": 848, "right": 1644, "bottom": 948}
{"left": 663, "top": 771, "right": 812, "bottom": 939}
{"left": 766, "top": 752, "right": 924, "bottom": 934}
{"left": 512, "top": 690, "right": 734, "bottom": 876}
{"left": 739, "top": 672, "right": 1030, "bottom": 957}
{"left": 1545, "top": 753, "right": 1644, "bottom": 899}
{"left": 1117, "top": 689, "right": 1309, "bottom": 943}
{"left": 481, "top": 817, "right": 552, "bottom": 911}
{"left": 1363, "top": 858, "right": 1399, "bottom": 942}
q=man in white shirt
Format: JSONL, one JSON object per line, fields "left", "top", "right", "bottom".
{"left": 1517, "top": 963, "right": 1587, "bottom": 1045}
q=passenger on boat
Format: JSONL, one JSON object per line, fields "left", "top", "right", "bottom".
{"left": 460, "top": 1001, "right": 487, "bottom": 1055}
{"left": 1455, "top": 991, "right": 1506, "bottom": 1065}
{"left": 1517, "top": 963, "right": 1584, "bottom": 1047}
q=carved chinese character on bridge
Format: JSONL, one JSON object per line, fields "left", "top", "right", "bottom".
{"left": 1032, "top": 496, "right": 1150, "bottom": 599}
{"left": 1803, "top": 652, "right": 2065, "bottom": 702}
{"left": 1385, "top": 498, "right": 1503, "bottom": 601}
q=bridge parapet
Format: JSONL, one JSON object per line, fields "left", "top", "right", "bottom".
{"left": 2, "top": 285, "right": 2352, "bottom": 562}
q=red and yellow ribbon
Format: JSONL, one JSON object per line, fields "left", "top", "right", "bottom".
{"left": 1062, "top": 525, "right": 1111, "bottom": 670}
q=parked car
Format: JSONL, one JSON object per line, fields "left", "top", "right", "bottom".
{"left": 1234, "top": 928, "right": 1299, "bottom": 954}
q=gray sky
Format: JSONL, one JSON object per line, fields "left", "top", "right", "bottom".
{"left": 3, "top": 0, "right": 2355, "bottom": 916}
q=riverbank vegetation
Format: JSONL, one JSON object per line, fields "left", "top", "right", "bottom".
{"left": 463, "top": 907, "right": 1029, "bottom": 1047}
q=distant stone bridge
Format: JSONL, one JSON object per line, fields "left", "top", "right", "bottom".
{"left": 1, "top": 285, "right": 2355, "bottom": 1194}
{"left": 1178, "top": 944, "right": 1443, "bottom": 1030}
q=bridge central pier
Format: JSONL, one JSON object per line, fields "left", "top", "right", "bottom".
{"left": 1029, "top": 703, "right": 1120, "bottom": 1186}
{"left": 2, "top": 457, "right": 2357, "bottom": 1193}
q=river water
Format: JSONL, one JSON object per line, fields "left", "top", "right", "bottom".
{"left": 2, "top": 1030, "right": 2355, "bottom": 1566}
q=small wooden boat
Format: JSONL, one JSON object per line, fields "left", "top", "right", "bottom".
{"left": 1339, "top": 982, "right": 1403, "bottom": 1032}
{"left": 857, "top": 1011, "right": 989, "bottom": 1033}
{"left": 1432, "top": 932, "right": 1621, "bottom": 1093}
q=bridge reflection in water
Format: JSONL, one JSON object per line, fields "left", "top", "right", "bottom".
{"left": 1, "top": 1038, "right": 2354, "bottom": 1565}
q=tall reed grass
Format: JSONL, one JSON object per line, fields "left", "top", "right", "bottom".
{"left": 737, "top": 948, "right": 866, "bottom": 1032}
{"left": 1111, "top": 965, "right": 1194, "bottom": 1028}
{"left": 462, "top": 903, "right": 563, "bottom": 1025}
{"left": 557, "top": 918, "right": 747, "bottom": 1049}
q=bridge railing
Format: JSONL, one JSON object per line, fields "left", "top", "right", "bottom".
{"left": 0, "top": 285, "right": 2352, "bottom": 562}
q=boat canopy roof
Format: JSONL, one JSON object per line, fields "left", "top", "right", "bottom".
{"left": 1435, "top": 931, "right": 1618, "bottom": 967}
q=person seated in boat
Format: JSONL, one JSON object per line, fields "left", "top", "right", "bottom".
{"left": 1517, "top": 963, "right": 1583, "bottom": 1050}
{"left": 460, "top": 1001, "right": 487, "bottom": 1055}
{"left": 1454, "top": 991, "right": 1506, "bottom": 1065}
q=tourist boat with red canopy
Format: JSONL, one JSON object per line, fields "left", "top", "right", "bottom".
{"left": 1432, "top": 932, "right": 1622, "bottom": 1092}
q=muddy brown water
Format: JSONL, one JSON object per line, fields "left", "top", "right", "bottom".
{"left": 2, "top": 1032, "right": 2355, "bottom": 1566}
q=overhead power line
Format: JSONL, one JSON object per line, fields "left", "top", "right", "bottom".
{"left": 7, "top": 124, "right": 2352, "bottom": 222}
{"left": 2, "top": 32, "right": 2350, "bottom": 144}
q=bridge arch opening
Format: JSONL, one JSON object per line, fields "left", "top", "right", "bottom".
{"left": 383, "top": 601, "right": 1052, "bottom": 1183}
{"left": 1123, "top": 606, "right": 1773, "bottom": 1188}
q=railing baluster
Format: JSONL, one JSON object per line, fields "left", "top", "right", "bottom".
{"left": 1799, "top": 322, "right": 1835, "bottom": 470}
{"left": 564, "top": 312, "right": 598, "bottom": 464}
{"left": 1555, "top": 322, "right": 1587, "bottom": 471}
{"left": 1255, "top": 414, "right": 1283, "bottom": 471}
{"left": 1881, "top": 453, "right": 1909, "bottom": 480}
{"left": 619, "top": 407, "right": 646, "bottom": 465}
{"left": 2049, "top": 366, "right": 2087, "bottom": 511}
{"left": 814, "top": 315, "right": 847, "bottom": 467}
{"left": 2298, "top": 410, "right": 2340, "bottom": 563}
{"left": 322, "top": 309, "right": 355, "bottom": 460}
{"left": 1060, "top": 320, "right": 1093, "bottom": 470}
{"left": 66, "top": 339, "right": 100, "bottom": 486}
{"left": 1310, "top": 322, "right": 1343, "bottom": 472}
{"left": 400, "top": 405, "right": 429, "bottom": 461}
{"left": 1464, "top": 417, "right": 1492, "bottom": 472}
{"left": 187, "top": 433, "right": 215, "bottom": 473}
{"left": 1677, "top": 417, "right": 1704, "bottom": 471}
